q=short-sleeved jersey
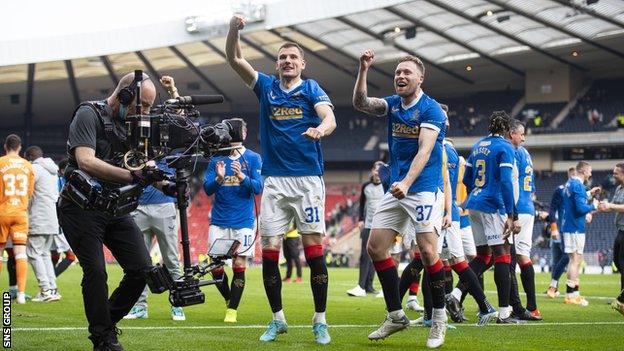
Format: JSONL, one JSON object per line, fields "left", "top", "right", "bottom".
{"left": 464, "top": 135, "right": 516, "bottom": 214}
{"left": 515, "top": 146, "right": 535, "bottom": 215}
{"left": 250, "top": 72, "right": 332, "bottom": 176}
{"left": 383, "top": 90, "right": 446, "bottom": 193}
{"left": 444, "top": 141, "right": 460, "bottom": 221}
{"left": 0, "top": 155, "right": 34, "bottom": 217}
{"left": 203, "top": 148, "right": 263, "bottom": 229}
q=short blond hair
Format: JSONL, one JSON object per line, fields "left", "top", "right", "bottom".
{"left": 398, "top": 55, "right": 425, "bottom": 75}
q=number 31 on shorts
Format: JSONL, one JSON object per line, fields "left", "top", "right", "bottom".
{"left": 304, "top": 207, "right": 321, "bottom": 223}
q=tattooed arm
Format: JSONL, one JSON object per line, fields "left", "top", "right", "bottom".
{"left": 352, "top": 49, "right": 388, "bottom": 116}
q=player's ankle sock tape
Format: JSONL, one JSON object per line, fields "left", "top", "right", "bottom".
{"left": 262, "top": 256, "right": 283, "bottom": 313}
{"left": 426, "top": 260, "right": 446, "bottom": 309}
{"left": 375, "top": 259, "right": 401, "bottom": 312}
{"left": 233, "top": 266, "right": 246, "bottom": 273}
{"left": 409, "top": 282, "right": 420, "bottom": 294}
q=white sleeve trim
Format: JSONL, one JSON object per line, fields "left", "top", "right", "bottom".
{"left": 500, "top": 163, "right": 513, "bottom": 168}
{"left": 420, "top": 123, "right": 441, "bottom": 132}
{"left": 314, "top": 101, "right": 334, "bottom": 109}
{"left": 465, "top": 163, "right": 473, "bottom": 167}
{"left": 246, "top": 71, "right": 259, "bottom": 89}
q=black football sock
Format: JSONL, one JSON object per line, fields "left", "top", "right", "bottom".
{"left": 305, "top": 245, "right": 328, "bottom": 313}
{"left": 453, "top": 261, "right": 492, "bottom": 313}
{"left": 399, "top": 256, "right": 423, "bottom": 300}
{"left": 262, "top": 249, "right": 283, "bottom": 313}
{"left": 374, "top": 257, "right": 401, "bottom": 312}
{"left": 520, "top": 261, "right": 537, "bottom": 311}
{"left": 494, "top": 254, "right": 512, "bottom": 309}
{"left": 228, "top": 267, "right": 246, "bottom": 310}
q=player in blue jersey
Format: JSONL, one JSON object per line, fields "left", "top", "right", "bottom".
{"left": 463, "top": 111, "right": 525, "bottom": 324}
{"left": 353, "top": 49, "right": 448, "bottom": 348}
{"left": 507, "top": 119, "right": 542, "bottom": 320}
{"left": 439, "top": 112, "right": 497, "bottom": 327}
{"left": 203, "top": 118, "right": 262, "bottom": 323}
{"left": 226, "top": 15, "right": 336, "bottom": 344}
{"left": 561, "top": 161, "right": 599, "bottom": 306}
{"left": 546, "top": 167, "right": 575, "bottom": 298}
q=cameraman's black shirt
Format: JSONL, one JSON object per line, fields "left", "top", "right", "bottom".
{"left": 65, "top": 104, "right": 116, "bottom": 183}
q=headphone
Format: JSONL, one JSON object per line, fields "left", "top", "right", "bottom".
{"left": 117, "top": 71, "right": 151, "bottom": 106}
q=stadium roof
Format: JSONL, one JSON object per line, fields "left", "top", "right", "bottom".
{"left": 1, "top": 0, "right": 624, "bottom": 126}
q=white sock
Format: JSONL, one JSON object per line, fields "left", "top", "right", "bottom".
{"left": 451, "top": 287, "right": 463, "bottom": 301}
{"left": 407, "top": 295, "right": 417, "bottom": 302}
{"left": 573, "top": 291, "right": 580, "bottom": 298}
{"left": 550, "top": 279, "right": 558, "bottom": 289}
{"left": 432, "top": 308, "right": 448, "bottom": 322}
{"left": 273, "top": 310, "right": 286, "bottom": 322}
{"left": 313, "top": 312, "right": 326, "bottom": 325}
{"left": 388, "top": 309, "right": 406, "bottom": 319}
{"left": 499, "top": 306, "right": 511, "bottom": 319}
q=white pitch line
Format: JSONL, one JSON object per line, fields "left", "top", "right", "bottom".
{"left": 13, "top": 321, "right": 624, "bottom": 332}
{"left": 483, "top": 290, "right": 616, "bottom": 300}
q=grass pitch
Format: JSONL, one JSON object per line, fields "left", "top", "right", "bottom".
{"left": 7, "top": 265, "right": 624, "bottom": 350}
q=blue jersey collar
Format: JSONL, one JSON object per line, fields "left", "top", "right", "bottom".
{"left": 401, "top": 89, "right": 424, "bottom": 110}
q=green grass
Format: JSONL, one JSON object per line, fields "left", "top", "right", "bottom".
{"left": 6, "top": 265, "right": 624, "bottom": 350}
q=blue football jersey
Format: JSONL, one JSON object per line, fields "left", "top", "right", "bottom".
{"left": 561, "top": 177, "right": 596, "bottom": 234}
{"left": 515, "top": 146, "right": 535, "bottom": 215}
{"left": 444, "top": 141, "right": 460, "bottom": 221}
{"left": 251, "top": 72, "right": 332, "bottom": 176}
{"left": 203, "top": 148, "right": 263, "bottom": 229}
{"left": 383, "top": 91, "right": 446, "bottom": 193}
{"left": 463, "top": 135, "right": 516, "bottom": 214}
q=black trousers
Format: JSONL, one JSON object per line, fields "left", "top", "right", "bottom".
{"left": 358, "top": 228, "right": 375, "bottom": 291}
{"left": 283, "top": 237, "right": 302, "bottom": 279}
{"left": 57, "top": 199, "right": 151, "bottom": 340}
{"left": 614, "top": 230, "right": 624, "bottom": 291}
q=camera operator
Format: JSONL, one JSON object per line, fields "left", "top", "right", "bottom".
{"left": 203, "top": 118, "right": 262, "bottom": 323}
{"left": 57, "top": 72, "right": 180, "bottom": 351}
{"left": 123, "top": 76, "right": 185, "bottom": 322}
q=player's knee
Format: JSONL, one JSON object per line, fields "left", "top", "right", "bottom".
{"left": 233, "top": 257, "right": 247, "bottom": 269}
{"left": 261, "top": 236, "right": 282, "bottom": 251}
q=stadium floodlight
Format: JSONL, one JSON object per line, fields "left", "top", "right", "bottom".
{"left": 185, "top": 2, "right": 266, "bottom": 35}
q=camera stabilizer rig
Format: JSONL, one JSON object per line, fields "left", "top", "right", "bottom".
{"left": 117, "top": 69, "right": 243, "bottom": 307}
